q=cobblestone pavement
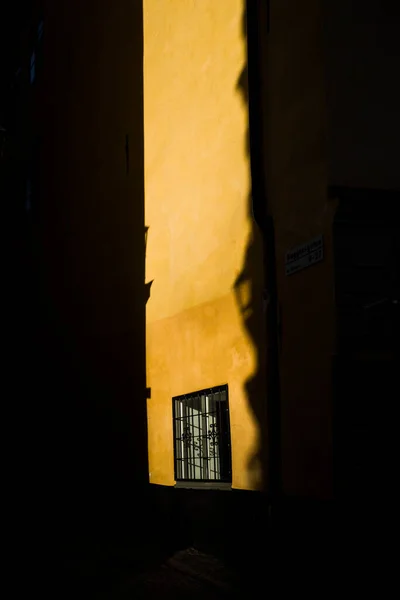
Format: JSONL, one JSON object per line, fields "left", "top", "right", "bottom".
{"left": 63, "top": 546, "right": 243, "bottom": 599}
{"left": 116, "top": 547, "right": 240, "bottom": 599}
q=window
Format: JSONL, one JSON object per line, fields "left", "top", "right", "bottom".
{"left": 173, "top": 385, "right": 232, "bottom": 483}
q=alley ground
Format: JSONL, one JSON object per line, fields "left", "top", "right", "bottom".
{"left": 62, "top": 546, "right": 242, "bottom": 599}
{"left": 55, "top": 507, "right": 388, "bottom": 600}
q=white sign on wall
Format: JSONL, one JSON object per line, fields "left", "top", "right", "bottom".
{"left": 285, "top": 235, "right": 324, "bottom": 276}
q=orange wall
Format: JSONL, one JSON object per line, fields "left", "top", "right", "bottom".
{"left": 144, "top": 0, "right": 266, "bottom": 490}
{"left": 145, "top": 0, "right": 335, "bottom": 498}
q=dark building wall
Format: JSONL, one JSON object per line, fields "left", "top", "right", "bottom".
{"left": 258, "top": 0, "right": 335, "bottom": 500}
{"left": 332, "top": 191, "right": 399, "bottom": 513}
{"left": 323, "top": 0, "right": 400, "bottom": 190}
{"left": 7, "top": 0, "right": 149, "bottom": 552}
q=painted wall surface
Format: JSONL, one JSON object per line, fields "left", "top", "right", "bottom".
{"left": 144, "top": 0, "right": 266, "bottom": 490}
{"left": 260, "top": 0, "right": 335, "bottom": 499}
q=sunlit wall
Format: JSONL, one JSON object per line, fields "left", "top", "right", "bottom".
{"left": 144, "top": 0, "right": 265, "bottom": 490}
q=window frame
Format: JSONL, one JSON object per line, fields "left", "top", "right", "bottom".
{"left": 172, "top": 384, "right": 232, "bottom": 486}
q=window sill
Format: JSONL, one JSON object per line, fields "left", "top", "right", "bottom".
{"left": 174, "top": 481, "right": 232, "bottom": 491}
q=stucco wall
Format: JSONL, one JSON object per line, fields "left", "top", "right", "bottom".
{"left": 144, "top": 0, "right": 265, "bottom": 490}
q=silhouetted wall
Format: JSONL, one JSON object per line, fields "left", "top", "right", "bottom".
{"left": 258, "top": 0, "right": 335, "bottom": 499}
{"left": 16, "top": 0, "right": 148, "bottom": 547}
{"left": 323, "top": 0, "right": 400, "bottom": 190}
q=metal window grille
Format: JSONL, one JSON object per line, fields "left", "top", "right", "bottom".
{"left": 173, "top": 385, "right": 232, "bottom": 483}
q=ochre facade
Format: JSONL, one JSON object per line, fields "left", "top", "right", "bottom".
{"left": 145, "top": 0, "right": 336, "bottom": 499}
{"left": 144, "top": 0, "right": 265, "bottom": 490}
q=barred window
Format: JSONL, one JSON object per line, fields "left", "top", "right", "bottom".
{"left": 173, "top": 385, "right": 232, "bottom": 483}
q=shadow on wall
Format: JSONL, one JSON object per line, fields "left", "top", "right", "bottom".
{"left": 234, "top": 7, "right": 270, "bottom": 496}
{"left": 214, "top": 5, "right": 274, "bottom": 578}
